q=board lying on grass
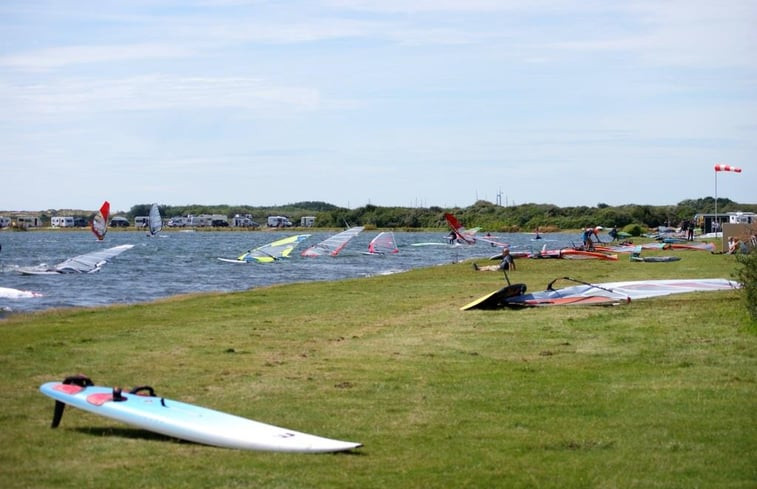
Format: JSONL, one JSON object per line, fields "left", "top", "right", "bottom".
{"left": 40, "top": 375, "right": 362, "bottom": 453}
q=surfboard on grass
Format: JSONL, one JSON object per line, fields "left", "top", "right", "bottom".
{"left": 40, "top": 375, "right": 362, "bottom": 453}
{"left": 460, "top": 284, "right": 527, "bottom": 310}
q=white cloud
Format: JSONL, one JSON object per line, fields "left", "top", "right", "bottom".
{"left": 1, "top": 76, "right": 322, "bottom": 116}
{"left": 0, "top": 44, "right": 193, "bottom": 71}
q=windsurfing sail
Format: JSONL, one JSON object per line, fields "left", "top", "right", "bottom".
{"left": 219, "top": 235, "right": 310, "bottom": 263}
{"left": 444, "top": 213, "right": 478, "bottom": 244}
{"left": 502, "top": 277, "right": 739, "bottom": 308}
{"left": 91, "top": 201, "right": 110, "bottom": 241}
{"left": 148, "top": 203, "right": 162, "bottom": 236}
{"left": 366, "top": 232, "right": 399, "bottom": 255}
{"left": 301, "top": 227, "right": 364, "bottom": 257}
{"left": 0, "top": 286, "right": 43, "bottom": 298}
{"left": 18, "top": 244, "right": 135, "bottom": 275}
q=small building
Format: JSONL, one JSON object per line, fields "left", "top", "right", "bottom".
{"left": 301, "top": 216, "right": 316, "bottom": 227}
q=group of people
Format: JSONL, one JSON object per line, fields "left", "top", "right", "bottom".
{"left": 727, "top": 236, "right": 749, "bottom": 254}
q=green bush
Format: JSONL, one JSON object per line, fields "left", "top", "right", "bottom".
{"left": 735, "top": 250, "right": 757, "bottom": 320}
{"left": 622, "top": 224, "right": 644, "bottom": 237}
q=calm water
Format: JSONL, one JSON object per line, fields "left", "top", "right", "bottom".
{"left": 0, "top": 230, "right": 579, "bottom": 315}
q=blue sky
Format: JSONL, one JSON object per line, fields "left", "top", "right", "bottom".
{"left": 2, "top": 0, "right": 755, "bottom": 212}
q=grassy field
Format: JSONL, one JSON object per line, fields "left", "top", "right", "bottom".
{"left": 1, "top": 246, "right": 754, "bottom": 488}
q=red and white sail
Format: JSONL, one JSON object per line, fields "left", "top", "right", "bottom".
{"left": 714, "top": 164, "right": 742, "bottom": 173}
{"left": 444, "top": 212, "right": 478, "bottom": 244}
{"left": 91, "top": 201, "right": 110, "bottom": 241}
{"left": 367, "top": 232, "right": 399, "bottom": 255}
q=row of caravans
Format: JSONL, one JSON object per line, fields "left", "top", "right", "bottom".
{"left": 0, "top": 214, "right": 315, "bottom": 229}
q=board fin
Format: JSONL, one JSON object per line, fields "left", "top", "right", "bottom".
{"left": 51, "top": 374, "right": 94, "bottom": 428}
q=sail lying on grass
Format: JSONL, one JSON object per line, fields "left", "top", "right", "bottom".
{"left": 18, "top": 244, "right": 135, "bottom": 275}
{"left": 148, "top": 203, "right": 162, "bottom": 236}
{"left": 219, "top": 235, "right": 310, "bottom": 263}
{"left": 91, "top": 201, "right": 110, "bottom": 241}
{"left": 301, "top": 227, "right": 364, "bottom": 257}
{"left": 366, "top": 232, "right": 399, "bottom": 255}
{"left": 506, "top": 277, "right": 739, "bottom": 307}
{"left": 462, "top": 277, "right": 740, "bottom": 310}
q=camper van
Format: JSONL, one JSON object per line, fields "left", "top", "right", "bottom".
{"left": 51, "top": 216, "right": 75, "bottom": 228}
{"left": 16, "top": 216, "right": 42, "bottom": 228}
{"left": 267, "top": 216, "right": 293, "bottom": 227}
{"left": 134, "top": 216, "right": 149, "bottom": 228}
{"left": 728, "top": 212, "right": 756, "bottom": 224}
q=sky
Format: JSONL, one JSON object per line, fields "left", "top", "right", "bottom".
{"left": 1, "top": 0, "right": 755, "bottom": 213}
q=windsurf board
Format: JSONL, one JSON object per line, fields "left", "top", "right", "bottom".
{"left": 40, "top": 376, "right": 362, "bottom": 453}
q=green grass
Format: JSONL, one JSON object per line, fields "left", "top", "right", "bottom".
{"left": 1, "top": 247, "right": 755, "bottom": 488}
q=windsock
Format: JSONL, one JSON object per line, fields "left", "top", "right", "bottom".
{"left": 714, "top": 164, "right": 742, "bottom": 173}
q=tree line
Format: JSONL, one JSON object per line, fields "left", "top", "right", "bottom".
{"left": 125, "top": 197, "right": 756, "bottom": 232}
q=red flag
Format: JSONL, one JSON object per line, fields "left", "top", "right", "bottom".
{"left": 714, "top": 164, "right": 742, "bottom": 173}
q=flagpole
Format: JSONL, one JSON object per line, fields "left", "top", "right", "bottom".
{"left": 714, "top": 169, "right": 718, "bottom": 232}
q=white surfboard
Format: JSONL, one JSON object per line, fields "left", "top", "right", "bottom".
{"left": 40, "top": 377, "right": 362, "bottom": 453}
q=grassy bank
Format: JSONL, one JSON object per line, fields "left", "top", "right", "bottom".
{"left": 1, "top": 248, "right": 754, "bottom": 488}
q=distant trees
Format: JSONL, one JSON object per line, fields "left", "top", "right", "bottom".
{"left": 123, "top": 198, "right": 756, "bottom": 231}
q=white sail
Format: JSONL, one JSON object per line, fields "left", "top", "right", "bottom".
{"left": 18, "top": 244, "right": 134, "bottom": 275}
{"left": 148, "top": 203, "right": 163, "bottom": 236}
{"left": 301, "top": 227, "right": 364, "bottom": 257}
{"left": 367, "top": 232, "right": 399, "bottom": 255}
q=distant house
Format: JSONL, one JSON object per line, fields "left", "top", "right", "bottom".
{"left": 301, "top": 216, "right": 316, "bottom": 227}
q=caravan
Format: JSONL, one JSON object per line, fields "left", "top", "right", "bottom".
{"left": 267, "top": 216, "right": 293, "bottom": 228}
{"left": 51, "top": 216, "right": 75, "bottom": 228}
